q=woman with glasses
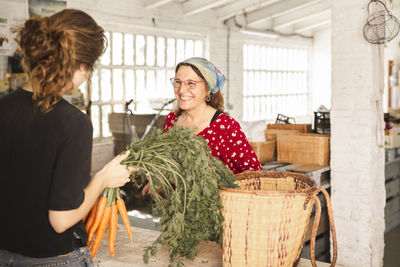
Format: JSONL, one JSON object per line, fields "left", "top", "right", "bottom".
{"left": 164, "top": 57, "right": 262, "bottom": 174}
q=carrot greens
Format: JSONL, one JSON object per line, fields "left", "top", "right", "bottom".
{"left": 122, "top": 125, "right": 237, "bottom": 267}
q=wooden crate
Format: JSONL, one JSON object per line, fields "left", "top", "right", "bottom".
{"left": 265, "top": 129, "right": 300, "bottom": 141}
{"left": 386, "top": 210, "right": 400, "bottom": 233}
{"left": 277, "top": 133, "right": 330, "bottom": 166}
{"left": 249, "top": 140, "right": 276, "bottom": 164}
{"left": 385, "top": 178, "right": 400, "bottom": 199}
{"left": 267, "top": 123, "right": 312, "bottom": 133}
{"left": 385, "top": 195, "right": 400, "bottom": 218}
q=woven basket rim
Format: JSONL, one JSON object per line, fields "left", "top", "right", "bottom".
{"left": 219, "top": 170, "right": 317, "bottom": 195}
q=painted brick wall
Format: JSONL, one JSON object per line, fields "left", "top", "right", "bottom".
{"left": 331, "top": 0, "right": 385, "bottom": 266}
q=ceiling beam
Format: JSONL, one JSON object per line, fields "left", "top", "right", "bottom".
{"left": 293, "top": 11, "right": 331, "bottom": 33}
{"left": 216, "top": 0, "right": 280, "bottom": 21}
{"left": 144, "top": 0, "right": 173, "bottom": 9}
{"left": 246, "top": 0, "right": 323, "bottom": 26}
{"left": 182, "top": 0, "right": 231, "bottom": 17}
{"left": 273, "top": 0, "right": 331, "bottom": 30}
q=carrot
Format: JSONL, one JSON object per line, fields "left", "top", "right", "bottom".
{"left": 90, "top": 205, "right": 112, "bottom": 258}
{"left": 116, "top": 197, "right": 133, "bottom": 240}
{"left": 87, "top": 195, "right": 107, "bottom": 246}
{"left": 108, "top": 203, "right": 118, "bottom": 256}
{"left": 85, "top": 197, "right": 99, "bottom": 232}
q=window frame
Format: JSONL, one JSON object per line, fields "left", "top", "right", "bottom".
{"left": 242, "top": 39, "right": 312, "bottom": 122}
{"left": 86, "top": 25, "right": 206, "bottom": 141}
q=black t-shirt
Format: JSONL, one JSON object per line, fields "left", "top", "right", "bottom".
{"left": 0, "top": 88, "right": 92, "bottom": 257}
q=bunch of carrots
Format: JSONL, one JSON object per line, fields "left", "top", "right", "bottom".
{"left": 83, "top": 187, "right": 133, "bottom": 258}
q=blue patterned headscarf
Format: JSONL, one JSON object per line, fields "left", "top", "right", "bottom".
{"left": 182, "top": 57, "right": 226, "bottom": 94}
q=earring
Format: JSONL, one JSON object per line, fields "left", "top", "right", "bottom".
{"left": 206, "top": 94, "right": 211, "bottom": 102}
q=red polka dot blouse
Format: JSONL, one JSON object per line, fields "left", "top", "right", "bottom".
{"left": 163, "top": 112, "right": 262, "bottom": 174}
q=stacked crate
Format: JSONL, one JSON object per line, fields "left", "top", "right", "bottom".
{"left": 385, "top": 147, "right": 400, "bottom": 232}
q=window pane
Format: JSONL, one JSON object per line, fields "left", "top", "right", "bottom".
{"left": 91, "top": 105, "right": 100, "bottom": 138}
{"left": 243, "top": 45, "right": 248, "bottom": 70}
{"left": 114, "top": 104, "right": 124, "bottom": 113}
{"left": 157, "top": 37, "right": 165, "bottom": 67}
{"left": 157, "top": 70, "right": 166, "bottom": 98}
{"left": 125, "top": 69, "right": 135, "bottom": 100}
{"left": 166, "top": 70, "right": 175, "bottom": 98}
{"left": 176, "top": 39, "right": 184, "bottom": 64}
{"left": 254, "top": 71, "right": 260, "bottom": 96}
{"left": 136, "top": 35, "right": 145, "bottom": 65}
{"left": 146, "top": 36, "right": 155, "bottom": 66}
{"left": 243, "top": 71, "right": 248, "bottom": 96}
{"left": 194, "top": 40, "right": 203, "bottom": 57}
{"left": 124, "top": 33, "right": 134, "bottom": 65}
{"left": 101, "top": 69, "right": 111, "bottom": 101}
{"left": 146, "top": 70, "right": 156, "bottom": 98}
{"left": 166, "top": 38, "right": 175, "bottom": 67}
{"left": 101, "top": 32, "right": 111, "bottom": 65}
{"left": 136, "top": 69, "right": 145, "bottom": 99}
{"left": 248, "top": 45, "right": 254, "bottom": 70}
{"left": 102, "top": 105, "right": 112, "bottom": 137}
{"left": 261, "top": 46, "right": 266, "bottom": 70}
{"left": 185, "top": 39, "right": 194, "bottom": 59}
{"left": 254, "top": 45, "right": 260, "bottom": 70}
{"left": 112, "top": 32, "right": 123, "bottom": 65}
{"left": 248, "top": 71, "right": 254, "bottom": 96}
{"left": 277, "top": 48, "right": 283, "bottom": 70}
{"left": 91, "top": 69, "right": 99, "bottom": 101}
{"left": 113, "top": 69, "right": 123, "bottom": 101}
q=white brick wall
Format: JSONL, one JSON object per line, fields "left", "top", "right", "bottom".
{"left": 4, "top": 3, "right": 388, "bottom": 266}
{"left": 331, "top": 1, "right": 385, "bottom": 266}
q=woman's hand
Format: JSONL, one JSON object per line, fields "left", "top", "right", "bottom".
{"left": 96, "top": 151, "right": 136, "bottom": 189}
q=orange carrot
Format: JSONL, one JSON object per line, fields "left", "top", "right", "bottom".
{"left": 87, "top": 195, "right": 107, "bottom": 246}
{"left": 116, "top": 198, "right": 133, "bottom": 240}
{"left": 85, "top": 198, "right": 99, "bottom": 232}
{"left": 90, "top": 205, "right": 112, "bottom": 258}
{"left": 108, "top": 203, "right": 118, "bottom": 256}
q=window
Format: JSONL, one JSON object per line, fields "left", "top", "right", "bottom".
{"left": 87, "top": 31, "right": 204, "bottom": 139}
{"left": 243, "top": 44, "right": 309, "bottom": 121}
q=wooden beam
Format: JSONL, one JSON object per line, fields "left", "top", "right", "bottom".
{"left": 182, "top": 0, "right": 231, "bottom": 16}
{"left": 273, "top": 0, "right": 331, "bottom": 30}
{"left": 144, "top": 0, "right": 173, "bottom": 9}
{"left": 246, "top": 0, "right": 323, "bottom": 26}
{"left": 216, "top": 0, "right": 280, "bottom": 21}
{"left": 293, "top": 11, "right": 331, "bottom": 33}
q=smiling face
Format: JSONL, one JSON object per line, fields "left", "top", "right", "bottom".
{"left": 174, "top": 65, "right": 209, "bottom": 112}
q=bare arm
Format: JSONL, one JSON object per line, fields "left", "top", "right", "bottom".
{"left": 49, "top": 152, "right": 134, "bottom": 233}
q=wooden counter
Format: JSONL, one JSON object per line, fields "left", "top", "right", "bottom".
{"left": 94, "top": 225, "right": 338, "bottom": 267}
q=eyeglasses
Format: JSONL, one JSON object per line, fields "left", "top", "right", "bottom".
{"left": 170, "top": 78, "right": 203, "bottom": 90}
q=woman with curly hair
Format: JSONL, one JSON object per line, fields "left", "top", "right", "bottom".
{"left": 0, "top": 9, "right": 133, "bottom": 266}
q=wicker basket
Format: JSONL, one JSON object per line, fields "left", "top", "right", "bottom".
{"left": 277, "top": 133, "right": 330, "bottom": 166}
{"left": 219, "top": 171, "right": 337, "bottom": 267}
{"left": 249, "top": 140, "right": 276, "bottom": 163}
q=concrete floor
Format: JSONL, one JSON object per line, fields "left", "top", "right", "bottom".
{"left": 384, "top": 224, "right": 400, "bottom": 267}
